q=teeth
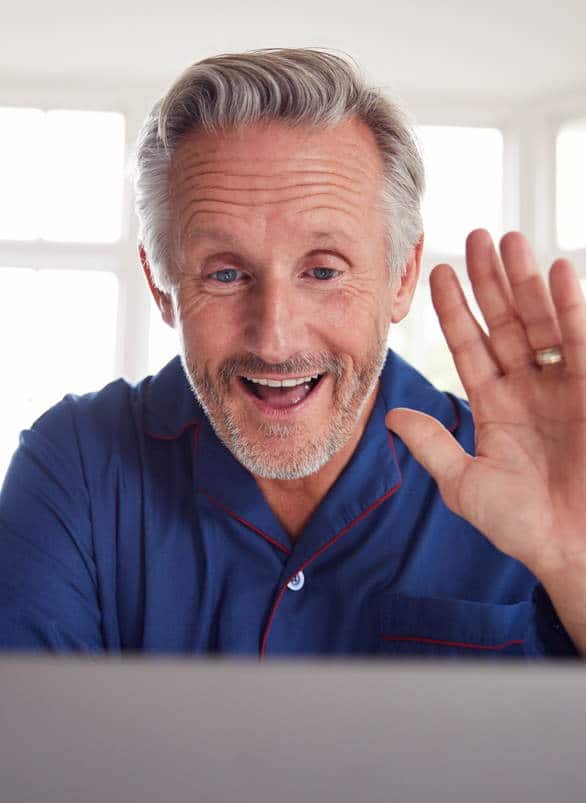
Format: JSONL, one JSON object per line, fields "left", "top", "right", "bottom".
{"left": 243, "top": 374, "right": 320, "bottom": 388}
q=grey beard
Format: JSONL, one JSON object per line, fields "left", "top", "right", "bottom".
{"left": 180, "top": 339, "right": 388, "bottom": 480}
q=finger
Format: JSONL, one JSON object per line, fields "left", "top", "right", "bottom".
{"left": 499, "top": 232, "right": 562, "bottom": 355}
{"left": 385, "top": 407, "right": 470, "bottom": 515}
{"left": 549, "top": 258, "right": 586, "bottom": 375}
{"left": 430, "top": 262, "right": 501, "bottom": 393}
{"left": 466, "top": 229, "right": 533, "bottom": 372}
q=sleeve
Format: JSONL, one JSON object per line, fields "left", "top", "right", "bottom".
{"left": 523, "top": 583, "right": 582, "bottom": 658}
{"left": 0, "top": 399, "right": 104, "bottom": 652}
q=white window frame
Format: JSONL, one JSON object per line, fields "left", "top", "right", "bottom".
{"left": 0, "top": 80, "right": 156, "bottom": 384}
{"left": 402, "top": 93, "right": 586, "bottom": 364}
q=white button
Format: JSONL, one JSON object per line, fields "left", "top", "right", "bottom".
{"left": 287, "top": 571, "right": 305, "bottom": 591}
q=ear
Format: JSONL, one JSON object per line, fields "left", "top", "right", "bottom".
{"left": 389, "top": 234, "right": 424, "bottom": 324}
{"left": 139, "top": 245, "right": 175, "bottom": 328}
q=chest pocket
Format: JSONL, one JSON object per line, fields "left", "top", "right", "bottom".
{"left": 379, "top": 591, "right": 531, "bottom": 659}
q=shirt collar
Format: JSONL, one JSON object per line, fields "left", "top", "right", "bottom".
{"left": 142, "top": 351, "right": 459, "bottom": 554}
{"left": 142, "top": 356, "right": 204, "bottom": 439}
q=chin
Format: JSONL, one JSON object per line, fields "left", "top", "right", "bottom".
{"left": 218, "top": 413, "right": 357, "bottom": 480}
{"left": 229, "top": 438, "right": 337, "bottom": 481}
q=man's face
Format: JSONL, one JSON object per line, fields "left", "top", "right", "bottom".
{"left": 160, "top": 118, "right": 414, "bottom": 479}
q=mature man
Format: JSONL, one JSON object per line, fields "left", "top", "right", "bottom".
{"left": 0, "top": 48, "right": 584, "bottom": 657}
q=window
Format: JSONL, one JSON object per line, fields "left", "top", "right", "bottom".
{"left": 0, "top": 107, "right": 125, "bottom": 243}
{"left": 0, "top": 107, "right": 126, "bottom": 481}
{"left": 556, "top": 118, "right": 586, "bottom": 251}
{"left": 417, "top": 125, "right": 504, "bottom": 255}
{"left": 0, "top": 108, "right": 44, "bottom": 240}
{"left": 395, "top": 124, "right": 505, "bottom": 393}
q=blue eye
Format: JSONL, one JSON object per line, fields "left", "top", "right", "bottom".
{"left": 310, "top": 267, "right": 339, "bottom": 280}
{"left": 210, "top": 268, "right": 240, "bottom": 283}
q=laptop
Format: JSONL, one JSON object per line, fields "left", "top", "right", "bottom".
{"left": 1, "top": 656, "right": 584, "bottom": 803}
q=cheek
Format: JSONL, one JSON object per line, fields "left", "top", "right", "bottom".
{"left": 175, "top": 295, "right": 237, "bottom": 365}
{"left": 316, "top": 288, "right": 390, "bottom": 341}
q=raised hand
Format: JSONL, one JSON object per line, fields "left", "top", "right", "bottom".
{"left": 386, "top": 230, "right": 586, "bottom": 652}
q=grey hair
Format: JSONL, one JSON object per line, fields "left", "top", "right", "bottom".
{"left": 133, "top": 48, "right": 424, "bottom": 292}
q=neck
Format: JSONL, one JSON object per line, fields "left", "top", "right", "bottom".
{"left": 254, "top": 383, "right": 379, "bottom": 542}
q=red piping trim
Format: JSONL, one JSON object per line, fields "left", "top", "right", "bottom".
{"left": 144, "top": 419, "right": 201, "bottom": 441}
{"left": 380, "top": 635, "right": 525, "bottom": 651}
{"left": 199, "top": 489, "right": 291, "bottom": 556}
{"left": 260, "top": 432, "right": 402, "bottom": 658}
{"left": 192, "top": 422, "right": 289, "bottom": 554}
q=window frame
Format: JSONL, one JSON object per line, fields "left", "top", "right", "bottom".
{"left": 549, "top": 94, "right": 586, "bottom": 262}
{"left": 0, "top": 79, "right": 156, "bottom": 384}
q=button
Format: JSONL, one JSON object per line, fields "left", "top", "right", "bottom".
{"left": 287, "top": 571, "right": 305, "bottom": 591}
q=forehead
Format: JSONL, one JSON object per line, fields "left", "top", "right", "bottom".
{"left": 168, "top": 118, "right": 386, "bottom": 243}
{"left": 170, "top": 116, "right": 384, "bottom": 177}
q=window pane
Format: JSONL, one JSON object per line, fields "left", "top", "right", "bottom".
{"left": 417, "top": 126, "right": 503, "bottom": 255}
{"left": 0, "top": 108, "right": 44, "bottom": 240}
{"left": 0, "top": 268, "right": 119, "bottom": 482}
{"left": 556, "top": 119, "right": 586, "bottom": 250}
{"left": 42, "top": 110, "right": 125, "bottom": 242}
{"left": 0, "top": 107, "right": 125, "bottom": 244}
{"left": 148, "top": 296, "right": 179, "bottom": 376}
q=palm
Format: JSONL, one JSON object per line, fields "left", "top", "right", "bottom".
{"left": 460, "top": 371, "right": 586, "bottom": 572}
{"left": 387, "top": 230, "right": 586, "bottom": 581}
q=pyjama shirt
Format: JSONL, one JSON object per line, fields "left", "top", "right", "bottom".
{"left": 0, "top": 350, "right": 580, "bottom": 658}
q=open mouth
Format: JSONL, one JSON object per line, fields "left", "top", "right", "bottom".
{"left": 239, "top": 373, "right": 325, "bottom": 409}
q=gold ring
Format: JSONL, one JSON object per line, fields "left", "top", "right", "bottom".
{"left": 535, "top": 346, "right": 563, "bottom": 366}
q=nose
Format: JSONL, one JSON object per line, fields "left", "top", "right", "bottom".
{"left": 243, "top": 275, "right": 303, "bottom": 365}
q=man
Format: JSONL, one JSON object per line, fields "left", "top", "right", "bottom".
{"left": 0, "top": 48, "right": 583, "bottom": 657}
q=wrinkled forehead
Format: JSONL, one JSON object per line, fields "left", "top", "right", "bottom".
{"left": 168, "top": 117, "right": 386, "bottom": 196}
{"left": 167, "top": 119, "right": 387, "bottom": 253}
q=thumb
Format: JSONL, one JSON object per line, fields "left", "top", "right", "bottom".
{"left": 385, "top": 407, "right": 471, "bottom": 511}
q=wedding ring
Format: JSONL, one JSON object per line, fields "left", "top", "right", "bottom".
{"left": 535, "top": 346, "right": 564, "bottom": 366}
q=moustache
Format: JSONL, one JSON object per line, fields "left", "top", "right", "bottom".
{"left": 216, "top": 352, "right": 345, "bottom": 388}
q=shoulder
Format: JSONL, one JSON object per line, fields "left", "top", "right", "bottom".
{"left": 26, "top": 356, "right": 201, "bottom": 468}
{"left": 31, "top": 373, "right": 141, "bottom": 449}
